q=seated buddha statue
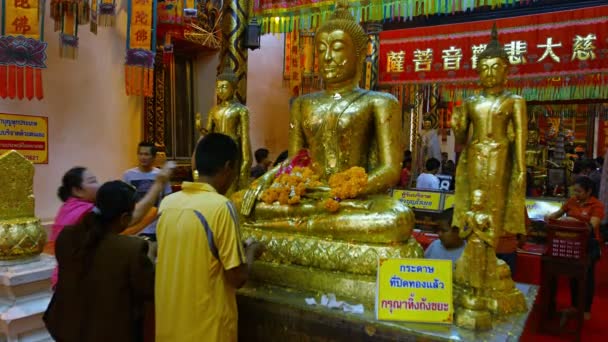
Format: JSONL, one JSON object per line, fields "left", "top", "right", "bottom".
{"left": 234, "top": 1, "right": 421, "bottom": 305}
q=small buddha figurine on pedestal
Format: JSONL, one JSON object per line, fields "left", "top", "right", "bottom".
{"left": 451, "top": 25, "right": 527, "bottom": 330}
{"left": 196, "top": 67, "right": 252, "bottom": 195}
{"left": 234, "top": 0, "right": 419, "bottom": 304}
{"left": 0, "top": 151, "right": 46, "bottom": 263}
{"left": 525, "top": 112, "right": 547, "bottom": 170}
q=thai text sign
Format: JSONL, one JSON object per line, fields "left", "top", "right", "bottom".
{"left": 0, "top": 113, "right": 48, "bottom": 164}
{"left": 392, "top": 189, "right": 441, "bottom": 211}
{"left": 376, "top": 258, "right": 453, "bottom": 323}
{"left": 379, "top": 5, "right": 608, "bottom": 84}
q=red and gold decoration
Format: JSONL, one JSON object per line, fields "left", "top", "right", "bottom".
{"left": 125, "top": 0, "right": 157, "bottom": 97}
{"left": 0, "top": 0, "right": 46, "bottom": 100}
{"left": 380, "top": 5, "right": 608, "bottom": 101}
{"left": 253, "top": 0, "right": 542, "bottom": 34}
{"left": 50, "top": 0, "right": 91, "bottom": 58}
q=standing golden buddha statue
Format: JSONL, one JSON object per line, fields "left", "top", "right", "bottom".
{"left": 234, "top": 1, "right": 420, "bottom": 304}
{"left": 197, "top": 67, "right": 252, "bottom": 194}
{"left": 451, "top": 25, "right": 527, "bottom": 330}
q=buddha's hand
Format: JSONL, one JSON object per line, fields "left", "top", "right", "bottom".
{"left": 241, "top": 164, "right": 281, "bottom": 216}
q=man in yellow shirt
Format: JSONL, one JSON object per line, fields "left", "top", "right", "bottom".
{"left": 155, "top": 133, "right": 263, "bottom": 342}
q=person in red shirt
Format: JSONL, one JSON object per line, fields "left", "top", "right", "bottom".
{"left": 400, "top": 156, "right": 412, "bottom": 188}
{"left": 547, "top": 176, "right": 605, "bottom": 320}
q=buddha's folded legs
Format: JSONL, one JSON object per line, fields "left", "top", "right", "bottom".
{"left": 238, "top": 195, "right": 414, "bottom": 243}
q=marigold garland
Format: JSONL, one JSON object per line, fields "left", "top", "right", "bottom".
{"left": 324, "top": 167, "right": 368, "bottom": 213}
{"left": 260, "top": 167, "right": 321, "bottom": 205}
{"left": 260, "top": 165, "right": 368, "bottom": 212}
{"left": 328, "top": 166, "right": 368, "bottom": 199}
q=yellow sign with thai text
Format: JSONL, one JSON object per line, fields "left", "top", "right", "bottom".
{"left": 0, "top": 113, "right": 48, "bottom": 164}
{"left": 392, "top": 189, "right": 442, "bottom": 211}
{"left": 376, "top": 258, "right": 453, "bottom": 324}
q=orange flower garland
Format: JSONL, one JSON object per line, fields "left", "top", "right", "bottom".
{"left": 324, "top": 167, "right": 368, "bottom": 212}
{"left": 260, "top": 167, "right": 321, "bottom": 205}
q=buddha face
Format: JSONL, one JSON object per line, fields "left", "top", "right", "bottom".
{"left": 423, "top": 120, "right": 432, "bottom": 130}
{"left": 317, "top": 29, "right": 358, "bottom": 84}
{"left": 478, "top": 57, "right": 508, "bottom": 89}
{"left": 528, "top": 130, "right": 539, "bottom": 144}
{"left": 216, "top": 80, "right": 235, "bottom": 102}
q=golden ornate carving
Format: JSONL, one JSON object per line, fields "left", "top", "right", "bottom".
{"left": 233, "top": 1, "right": 417, "bottom": 300}
{"left": 243, "top": 228, "right": 422, "bottom": 275}
{"left": 451, "top": 25, "right": 527, "bottom": 330}
{"left": 0, "top": 151, "right": 46, "bottom": 261}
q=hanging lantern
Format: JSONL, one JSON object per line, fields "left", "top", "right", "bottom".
{"left": 0, "top": 0, "right": 47, "bottom": 100}
{"left": 244, "top": 18, "right": 261, "bottom": 50}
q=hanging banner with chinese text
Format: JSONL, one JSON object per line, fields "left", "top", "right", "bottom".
{"left": 0, "top": 0, "right": 47, "bottom": 100}
{"left": 380, "top": 5, "right": 608, "bottom": 86}
{"left": 376, "top": 258, "right": 453, "bottom": 323}
{"left": 125, "top": 0, "right": 157, "bottom": 97}
{"left": 0, "top": 113, "right": 48, "bottom": 163}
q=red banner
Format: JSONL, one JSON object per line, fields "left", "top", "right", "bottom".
{"left": 379, "top": 5, "right": 608, "bottom": 85}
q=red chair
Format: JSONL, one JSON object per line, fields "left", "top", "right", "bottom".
{"left": 539, "top": 219, "right": 590, "bottom": 339}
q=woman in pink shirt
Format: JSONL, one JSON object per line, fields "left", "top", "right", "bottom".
{"left": 51, "top": 165, "right": 172, "bottom": 288}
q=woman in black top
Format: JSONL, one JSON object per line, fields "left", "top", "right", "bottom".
{"left": 44, "top": 181, "right": 154, "bottom": 342}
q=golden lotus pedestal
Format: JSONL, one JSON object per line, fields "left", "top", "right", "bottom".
{"left": 237, "top": 282, "right": 538, "bottom": 341}
{"left": 241, "top": 227, "right": 424, "bottom": 306}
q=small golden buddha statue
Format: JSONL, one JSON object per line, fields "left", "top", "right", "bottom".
{"left": 197, "top": 67, "right": 252, "bottom": 194}
{"left": 0, "top": 151, "right": 46, "bottom": 262}
{"left": 234, "top": 1, "right": 420, "bottom": 304}
{"left": 451, "top": 25, "right": 527, "bottom": 330}
{"left": 525, "top": 112, "right": 547, "bottom": 170}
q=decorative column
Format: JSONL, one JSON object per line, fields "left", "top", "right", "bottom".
{"left": 143, "top": 52, "right": 167, "bottom": 165}
{"left": 363, "top": 22, "right": 382, "bottom": 90}
{"left": 219, "top": 0, "right": 249, "bottom": 104}
{"left": 300, "top": 30, "right": 315, "bottom": 94}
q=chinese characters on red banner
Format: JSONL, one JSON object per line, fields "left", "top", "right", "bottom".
{"left": 385, "top": 35, "right": 598, "bottom": 74}
{"left": 379, "top": 6, "right": 608, "bottom": 85}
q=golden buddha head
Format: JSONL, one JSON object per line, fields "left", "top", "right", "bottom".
{"left": 315, "top": 0, "right": 368, "bottom": 84}
{"left": 477, "top": 24, "right": 509, "bottom": 89}
{"left": 470, "top": 189, "right": 486, "bottom": 211}
{"left": 216, "top": 66, "right": 238, "bottom": 102}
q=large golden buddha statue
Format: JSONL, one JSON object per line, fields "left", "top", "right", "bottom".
{"left": 197, "top": 67, "right": 252, "bottom": 194}
{"left": 451, "top": 26, "right": 527, "bottom": 330}
{"left": 234, "top": 1, "right": 420, "bottom": 304}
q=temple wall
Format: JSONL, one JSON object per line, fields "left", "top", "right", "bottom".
{"left": 0, "top": 3, "right": 141, "bottom": 221}
{"left": 246, "top": 35, "right": 291, "bottom": 161}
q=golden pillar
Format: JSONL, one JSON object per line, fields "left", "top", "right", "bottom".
{"left": 219, "top": 0, "right": 249, "bottom": 104}
{"left": 363, "top": 22, "right": 382, "bottom": 90}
